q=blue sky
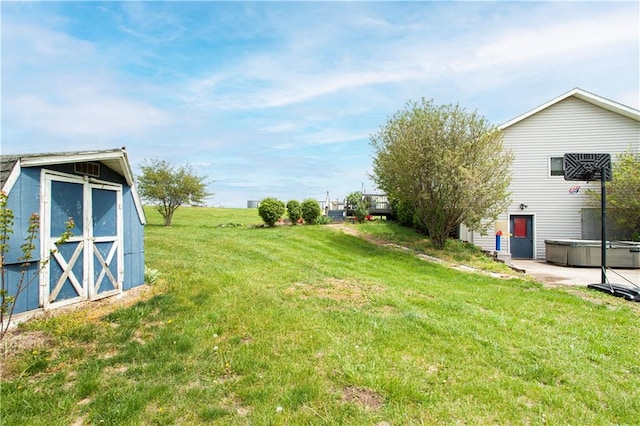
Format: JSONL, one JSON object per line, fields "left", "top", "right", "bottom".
{"left": 2, "top": 1, "right": 639, "bottom": 208}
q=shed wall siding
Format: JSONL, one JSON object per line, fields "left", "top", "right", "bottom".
{"left": 4, "top": 168, "right": 44, "bottom": 313}
{"left": 122, "top": 185, "right": 145, "bottom": 290}
{"left": 471, "top": 97, "right": 640, "bottom": 259}
{"left": 4, "top": 264, "right": 40, "bottom": 313}
{"left": 4, "top": 167, "right": 41, "bottom": 264}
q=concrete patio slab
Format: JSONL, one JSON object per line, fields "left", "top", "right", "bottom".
{"left": 510, "top": 259, "right": 640, "bottom": 288}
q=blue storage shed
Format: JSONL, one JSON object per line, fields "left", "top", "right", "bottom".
{"left": 0, "top": 148, "right": 146, "bottom": 316}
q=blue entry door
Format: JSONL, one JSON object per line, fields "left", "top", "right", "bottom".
{"left": 510, "top": 215, "right": 534, "bottom": 259}
{"left": 44, "top": 175, "right": 123, "bottom": 308}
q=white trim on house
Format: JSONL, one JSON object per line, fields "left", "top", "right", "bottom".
{"left": 500, "top": 88, "right": 640, "bottom": 130}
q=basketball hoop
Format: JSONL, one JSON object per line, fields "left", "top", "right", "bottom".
{"left": 563, "top": 153, "right": 640, "bottom": 301}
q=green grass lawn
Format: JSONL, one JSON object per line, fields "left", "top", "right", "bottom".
{"left": 1, "top": 207, "right": 639, "bottom": 425}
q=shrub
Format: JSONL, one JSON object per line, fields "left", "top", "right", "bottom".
{"left": 258, "top": 197, "right": 285, "bottom": 227}
{"left": 392, "top": 198, "right": 415, "bottom": 228}
{"left": 301, "top": 199, "right": 322, "bottom": 224}
{"left": 286, "top": 200, "right": 303, "bottom": 225}
{"left": 346, "top": 191, "right": 371, "bottom": 223}
{"left": 144, "top": 266, "right": 161, "bottom": 285}
{"left": 315, "top": 215, "right": 332, "bottom": 225}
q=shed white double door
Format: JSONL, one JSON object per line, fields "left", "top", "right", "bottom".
{"left": 42, "top": 173, "right": 124, "bottom": 309}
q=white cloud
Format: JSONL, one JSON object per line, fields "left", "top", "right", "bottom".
{"left": 2, "top": 22, "right": 95, "bottom": 71}
{"left": 109, "top": 2, "right": 187, "bottom": 43}
{"left": 183, "top": 64, "right": 427, "bottom": 111}
{"left": 181, "top": 5, "right": 638, "bottom": 113}
{"left": 263, "top": 122, "right": 298, "bottom": 133}
{"left": 2, "top": 20, "right": 175, "bottom": 143}
{"left": 10, "top": 94, "right": 172, "bottom": 138}
{"left": 453, "top": 9, "right": 638, "bottom": 72}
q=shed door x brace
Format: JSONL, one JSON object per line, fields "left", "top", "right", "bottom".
{"left": 42, "top": 172, "right": 123, "bottom": 309}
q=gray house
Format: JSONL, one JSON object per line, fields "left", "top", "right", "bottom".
{"left": 1, "top": 148, "right": 146, "bottom": 315}
{"left": 462, "top": 88, "right": 640, "bottom": 259}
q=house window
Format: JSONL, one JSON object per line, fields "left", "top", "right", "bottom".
{"left": 550, "top": 157, "right": 564, "bottom": 176}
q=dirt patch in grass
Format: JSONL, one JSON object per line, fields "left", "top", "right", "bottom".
{"left": 2, "top": 330, "right": 54, "bottom": 357}
{"left": 286, "top": 278, "right": 383, "bottom": 306}
{"left": 329, "top": 222, "right": 360, "bottom": 236}
{"left": 341, "top": 385, "right": 384, "bottom": 411}
{"left": 104, "top": 364, "right": 129, "bottom": 375}
{"left": 74, "top": 285, "right": 156, "bottom": 321}
{"left": 1, "top": 285, "right": 157, "bottom": 365}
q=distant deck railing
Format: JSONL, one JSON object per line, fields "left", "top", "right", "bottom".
{"left": 367, "top": 194, "right": 391, "bottom": 215}
{"left": 344, "top": 194, "right": 392, "bottom": 217}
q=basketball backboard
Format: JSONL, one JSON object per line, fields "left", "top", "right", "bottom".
{"left": 563, "top": 153, "right": 611, "bottom": 181}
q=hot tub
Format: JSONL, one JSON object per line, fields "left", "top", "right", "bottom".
{"left": 545, "top": 239, "right": 640, "bottom": 268}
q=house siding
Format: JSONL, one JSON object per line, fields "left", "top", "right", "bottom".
{"left": 469, "top": 96, "right": 640, "bottom": 259}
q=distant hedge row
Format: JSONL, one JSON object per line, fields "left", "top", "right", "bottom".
{"left": 258, "top": 198, "right": 323, "bottom": 227}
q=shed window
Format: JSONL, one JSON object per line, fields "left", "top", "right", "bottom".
{"left": 550, "top": 157, "right": 564, "bottom": 176}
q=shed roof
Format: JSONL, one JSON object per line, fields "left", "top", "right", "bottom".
{"left": 1, "top": 147, "right": 146, "bottom": 224}
{"left": 0, "top": 155, "right": 20, "bottom": 188}
{"left": 1, "top": 148, "right": 135, "bottom": 190}
{"left": 500, "top": 87, "right": 640, "bottom": 130}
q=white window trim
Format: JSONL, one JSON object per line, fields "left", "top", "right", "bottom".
{"left": 549, "top": 156, "right": 564, "bottom": 178}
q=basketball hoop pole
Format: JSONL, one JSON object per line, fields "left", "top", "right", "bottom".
{"left": 600, "top": 165, "right": 608, "bottom": 287}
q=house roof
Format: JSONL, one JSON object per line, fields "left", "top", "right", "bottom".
{"left": 1, "top": 147, "right": 135, "bottom": 190}
{"left": 500, "top": 87, "right": 640, "bottom": 130}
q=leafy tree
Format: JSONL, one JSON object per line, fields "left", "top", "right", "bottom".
{"left": 137, "top": 159, "right": 211, "bottom": 226}
{"left": 346, "top": 191, "right": 371, "bottom": 223}
{"left": 301, "top": 199, "right": 322, "bottom": 224}
{"left": 286, "top": 200, "right": 303, "bottom": 225}
{"left": 390, "top": 198, "right": 419, "bottom": 229}
{"left": 370, "top": 98, "right": 513, "bottom": 249}
{"left": 258, "top": 198, "right": 285, "bottom": 227}
{"left": 588, "top": 151, "right": 640, "bottom": 241}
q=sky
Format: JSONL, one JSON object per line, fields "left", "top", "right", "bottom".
{"left": 2, "top": 1, "right": 639, "bottom": 208}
